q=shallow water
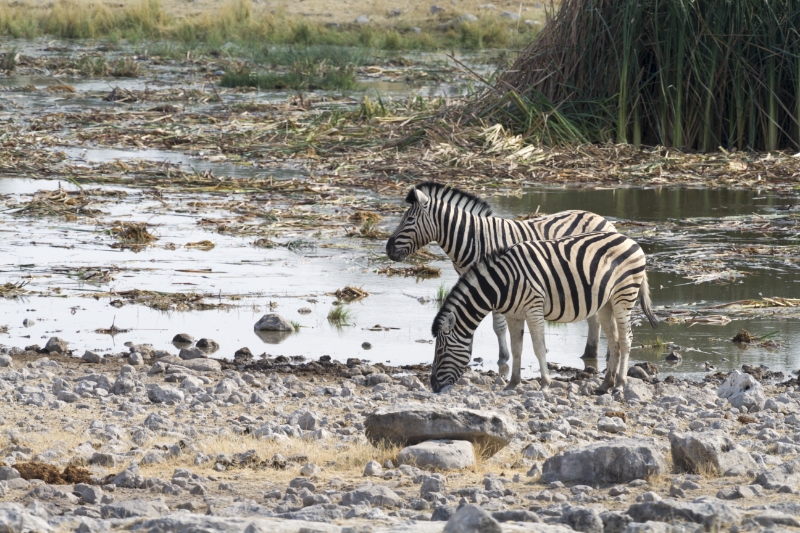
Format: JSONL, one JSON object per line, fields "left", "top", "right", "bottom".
{"left": 1, "top": 183, "right": 798, "bottom": 382}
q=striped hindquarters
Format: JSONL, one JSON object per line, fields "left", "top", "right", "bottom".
{"left": 495, "top": 232, "right": 645, "bottom": 322}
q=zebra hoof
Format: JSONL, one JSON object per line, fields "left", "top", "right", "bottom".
{"left": 497, "top": 363, "right": 510, "bottom": 380}
{"left": 503, "top": 381, "right": 519, "bottom": 391}
{"left": 594, "top": 385, "right": 610, "bottom": 395}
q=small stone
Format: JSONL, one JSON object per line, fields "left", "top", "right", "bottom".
{"left": 44, "top": 337, "right": 68, "bottom": 354}
{"left": 355, "top": 15, "right": 370, "bottom": 24}
{"left": 430, "top": 5, "right": 444, "bottom": 13}
{"left": 500, "top": 11, "right": 520, "bottom": 19}
{"left": 129, "top": 353, "right": 144, "bottom": 366}
{"left": 443, "top": 504, "right": 502, "bottom": 533}
{"left": 179, "top": 347, "right": 205, "bottom": 360}
{"left": 196, "top": 338, "right": 219, "bottom": 352}
{"left": 397, "top": 440, "right": 476, "bottom": 471}
{"left": 363, "top": 460, "right": 382, "bottom": 477}
{"left": 254, "top": 313, "right": 293, "bottom": 331}
{"left": 598, "top": 416, "right": 627, "bottom": 434}
{"left": 300, "top": 463, "right": 321, "bottom": 478}
{"left": 23, "top": 318, "right": 35, "bottom": 327}
{"left": 82, "top": 350, "right": 102, "bottom": 363}
{"left": 172, "top": 333, "right": 194, "bottom": 344}
{"left": 0, "top": 355, "right": 11, "bottom": 368}
{"left": 388, "top": 8, "right": 402, "bottom": 16}
{"left": 361, "top": 342, "right": 372, "bottom": 350}
{"left": 666, "top": 351, "right": 682, "bottom": 362}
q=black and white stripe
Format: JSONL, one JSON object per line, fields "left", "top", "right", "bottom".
{"left": 430, "top": 232, "right": 658, "bottom": 393}
{"left": 386, "top": 182, "right": 617, "bottom": 379}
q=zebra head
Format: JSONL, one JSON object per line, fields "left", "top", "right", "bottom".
{"left": 430, "top": 310, "right": 472, "bottom": 393}
{"left": 386, "top": 187, "right": 434, "bottom": 262}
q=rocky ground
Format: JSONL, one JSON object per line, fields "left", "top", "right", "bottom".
{"left": 1, "top": 335, "right": 800, "bottom": 533}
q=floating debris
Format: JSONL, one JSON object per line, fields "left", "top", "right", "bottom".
{"left": 0, "top": 281, "right": 29, "bottom": 299}
{"left": 331, "top": 286, "right": 369, "bottom": 302}
{"left": 186, "top": 240, "right": 215, "bottom": 251}
{"left": 109, "top": 222, "right": 158, "bottom": 249}
{"left": 92, "top": 289, "right": 233, "bottom": 312}
{"left": 733, "top": 329, "right": 753, "bottom": 343}
{"left": 375, "top": 265, "right": 441, "bottom": 279}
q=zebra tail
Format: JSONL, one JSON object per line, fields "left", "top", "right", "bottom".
{"left": 640, "top": 271, "right": 659, "bottom": 329}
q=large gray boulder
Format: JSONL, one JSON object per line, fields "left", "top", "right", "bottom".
{"left": 716, "top": 370, "right": 765, "bottom": 411}
{"left": 669, "top": 430, "right": 757, "bottom": 476}
{"left": 627, "top": 498, "right": 742, "bottom": 531}
{"left": 0, "top": 504, "right": 52, "bottom": 533}
{"left": 398, "top": 440, "right": 476, "bottom": 471}
{"left": 756, "top": 459, "right": 800, "bottom": 490}
{"left": 254, "top": 314, "right": 294, "bottom": 332}
{"left": 542, "top": 438, "right": 668, "bottom": 483}
{"left": 340, "top": 484, "right": 402, "bottom": 508}
{"left": 364, "top": 405, "right": 516, "bottom": 456}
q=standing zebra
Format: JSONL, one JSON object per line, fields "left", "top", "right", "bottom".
{"left": 386, "top": 182, "right": 617, "bottom": 380}
{"left": 430, "top": 232, "right": 658, "bottom": 392}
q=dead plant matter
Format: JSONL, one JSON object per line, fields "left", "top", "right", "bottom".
{"left": 375, "top": 264, "right": 441, "bottom": 279}
{"left": 109, "top": 222, "right": 158, "bottom": 248}
{"left": 14, "top": 462, "right": 91, "bottom": 484}
{"left": 733, "top": 329, "right": 753, "bottom": 344}
{"left": 331, "top": 285, "right": 369, "bottom": 302}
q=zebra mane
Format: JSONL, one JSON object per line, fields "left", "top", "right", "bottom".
{"left": 431, "top": 249, "right": 506, "bottom": 337}
{"left": 406, "top": 182, "right": 494, "bottom": 217}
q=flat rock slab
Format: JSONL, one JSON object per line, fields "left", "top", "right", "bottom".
{"left": 157, "top": 356, "right": 221, "bottom": 372}
{"left": 627, "top": 498, "right": 742, "bottom": 530}
{"left": 542, "top": 438, "right": 668, "bottom": 484}
{"left": 669, "top": 430, "right": 757, "bottom": 476}
{"left": 398, "top": 440, "right": 476, "bottom": 471}
{"left": 365, "top": 405, "right": 516, "bottom": 456}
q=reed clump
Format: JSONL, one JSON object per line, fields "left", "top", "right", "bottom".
{"left": 475, "top": 0, "right": 800, "bottom": 152}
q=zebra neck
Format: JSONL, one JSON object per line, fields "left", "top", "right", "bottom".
{"left": 435, "top": 209, "right": 486, "bottom": 270}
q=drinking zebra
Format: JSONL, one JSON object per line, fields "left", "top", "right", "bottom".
{"left": 430, "top": 232, "right": 658, "bottom": 392}
{"left": 386, "top": 182, "right": 617, "bottom": 379}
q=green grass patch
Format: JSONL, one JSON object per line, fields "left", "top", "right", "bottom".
{"left": 327, "top": 304, "right": 354, "bottom": 327}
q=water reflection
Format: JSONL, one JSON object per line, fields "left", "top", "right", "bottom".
{"left": 255, "top": 330, "right": 293, "bottom": 345}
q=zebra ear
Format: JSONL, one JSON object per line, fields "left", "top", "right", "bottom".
{"left": 413, "top": 188, "right": 430, "bottom": 208}
{"left": 441, "top": 311, "right": 456, "bottom": 334}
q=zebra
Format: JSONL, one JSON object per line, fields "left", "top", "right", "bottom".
{"left": 386, "top": 182, "right": 617, "bottom": 380}
{"left": 429, "top": 231, "right": 658, "bottom": 392}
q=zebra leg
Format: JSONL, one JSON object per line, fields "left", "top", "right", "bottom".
{"left": 612, "top": 300, "right": 635, "bottom": 390}
{"left": 596, "top": 303, "right": 620, "bottom": 394}
{"left": 492, "top": 311, "right": 512, "bottom": 380}
{"left": 524, "top": 308, "right": 551, "bottom": 390}
{"left": 503, "top": 317, "right": 525, "bottom": 390}
{"left": 581, "top": 314, "right": 600, "bottom": 359}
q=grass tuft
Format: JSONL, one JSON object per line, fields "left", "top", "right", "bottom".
{"left": 327, "top": 304, "right": 354, "bottom": 327}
